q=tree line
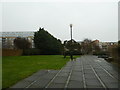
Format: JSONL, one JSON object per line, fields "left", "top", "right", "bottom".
{"left": 13, "top": 27, "right": 120, "bottom": 62}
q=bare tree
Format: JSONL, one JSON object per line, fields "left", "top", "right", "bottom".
{"left": 14, "top": 37, "right": 31, "bottom": 49}
{"left": 81, "top": 38, "right": 92, "bottom": 54}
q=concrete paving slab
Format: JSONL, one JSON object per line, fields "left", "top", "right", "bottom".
{"left": 84, "top": 69, "right": 93, "bottom": 74}
{"left": 86, "top": 79, "right": 101, "bottom": 86}
{"left": 67, "top": 80, "right": 84, "bottom": 88}
{"left": 72, "top": 71, "right": 82, "bottom": 76}
{"left": 48, "top": 70, "right": 59, "bottom": 74}
{"left": 73, "top": 69, "right": 82, "bottom": 72}
{"left": 47, "top": 83, "right": 65, "bottom": 88}
{"left": 24, "top": 75, "right": 41, "bottom": 82}
{"left": 57, "top": 72, "right": 69, "bottom": 77}
{"left": 60, "top": 70, "right": 70, "bottom": 73}
{"left": 42, "top": 73, "right": 57, "bottom": 80}
{"left": 86, "top": 85, "right": 103, "bottom": 88}
{"left": 52, "top": 76, "right": 68, "bottom": 83}
{"left": 11, "top": 70, "right": 48, "bottom": 88}
{"left": 70, "top": 75, "right": 83, "bottom": 81}
{"left": 99, "top": 77, "right": 118, "bottom": 83}
{"left": 83, "top": 65, "right": 91, "bottom": 69}
{"left": 28, "top": 79, "right": 50, "bottom": 88}
{"left": 84, "top": 74, "right": 96, "bottom": 79}
{"left": 32, "top": 70, "right": 48, "bottom": 76}
{"left": 105, "top": 82, "right": 119, "bottom": 88}
{"left": 11, "top": 80, "right": 33, "bottom": 88}
{"left": 95, "top": 72, "right": 107, "bottom": 76}
{"left": 62, "top": 67, "right": 71, "bottom": 71}
{"left": 72, "top": 67, "right": 82, "bottom": 70}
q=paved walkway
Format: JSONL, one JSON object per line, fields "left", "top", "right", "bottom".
{"left": 11, "top": 55, "right": 120, "bottom": 89}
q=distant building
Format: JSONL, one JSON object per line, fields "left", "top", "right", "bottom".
{"left": 0, "top": 31, "right": 35, "bottom": 49}
{"left": 99, "top": 42, "right": 118, "bottom": 51}
{"left": 92, "top": 40, "right": 99, "bottom": 46}
{"left": 77, "top": 39, "right": 118, "bottom": 52}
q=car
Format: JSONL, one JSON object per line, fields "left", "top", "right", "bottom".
{"left": 98, "top": 54, "right": 109, "bottom": 59}
{"left": 98, "top": 55, "right": 102, "bottom": 58}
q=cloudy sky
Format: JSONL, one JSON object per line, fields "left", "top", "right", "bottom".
{"left": 1, "top": 0, "right": 119, "bottom": 42}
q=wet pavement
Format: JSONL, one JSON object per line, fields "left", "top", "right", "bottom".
{"left": 11, "top": 55, "right": 120, "bottom": 89}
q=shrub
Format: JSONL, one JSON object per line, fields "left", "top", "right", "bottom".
{"left": 34, "top": 28, "right": 62, "bottom": 55}
{"left": 94, "top": 51, "right": 108, "bottom": 55}
{"left": 23, "top": 48, "right": 40, "bottom": 55}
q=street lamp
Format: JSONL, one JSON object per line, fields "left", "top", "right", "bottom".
{"left": 70, "top": 24, "right": 73, "bottom": 60}
{"left": 70, "top": 24, "right": 72, "bottom": 41}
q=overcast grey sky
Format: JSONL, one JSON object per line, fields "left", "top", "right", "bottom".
{"left": 2, "top": 1, "right": 118, "bottom": 42}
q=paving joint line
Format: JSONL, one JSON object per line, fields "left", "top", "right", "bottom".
{"left": 81, "top": 57, "right": 86, "bottom": 88}
{"left": 64, "top": 60, "right": 74, "bottom": 88}
{"left": 45, "top": 59, "right": 72, "bottom": 88}
{"left": 84, "top": 56, "right": 107, "bottom": 89}
{"left": 90, "top": 65, "right": 107, "bottom": 89}
{"left": 25, "top": 71, "right": 48, "bottom": 88}
{"left": 90, "top": 56, "right": 119, "bottom": 81}
{"left": 97, "top": 60, "right": 119, "bottom": 81}
{"left": 44, "top": 67, "right": 64, "bottom": 88}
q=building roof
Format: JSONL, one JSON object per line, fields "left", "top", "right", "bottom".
{"left": 0, "top": 31, "right": 35, "bottom": 38}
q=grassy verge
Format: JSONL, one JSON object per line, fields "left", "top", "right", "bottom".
{"left": 2, "top": 55, "right": 80, "bottom": 88}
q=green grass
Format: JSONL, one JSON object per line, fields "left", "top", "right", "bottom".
{"left": 2, "top": 55, "right": 80, "bottom": 88}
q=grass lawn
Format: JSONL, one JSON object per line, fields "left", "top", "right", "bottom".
{"left": 2, "top": 55, "right": 80, "bottom": 88}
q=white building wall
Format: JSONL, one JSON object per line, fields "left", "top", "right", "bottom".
{"left": 1, "top": 31, "right": 35, "bottom": 49}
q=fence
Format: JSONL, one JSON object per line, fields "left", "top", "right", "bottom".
{"left": 2, "top": 49, "right": 23, "bottom": 56}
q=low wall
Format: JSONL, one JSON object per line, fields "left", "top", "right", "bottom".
{"left": 2, "top": 49, "right": 23, "bottom": 56}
